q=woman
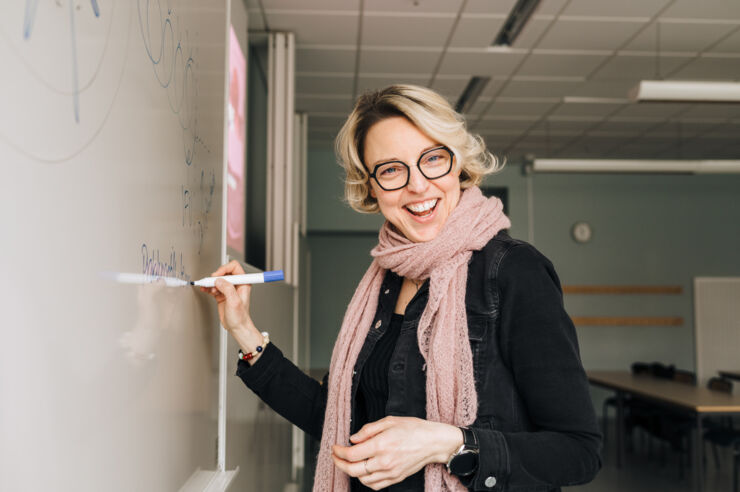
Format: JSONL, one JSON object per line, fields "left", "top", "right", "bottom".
{"left": 203, "top": 85, "right": 601, "bottom": 491}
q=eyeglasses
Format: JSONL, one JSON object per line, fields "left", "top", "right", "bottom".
{"left": 368, "top": 146, "right": 454, "bottom": 191}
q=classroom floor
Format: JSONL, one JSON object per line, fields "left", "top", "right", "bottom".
{"left": 566, "top": 421, "right": 736, "bottom": 492}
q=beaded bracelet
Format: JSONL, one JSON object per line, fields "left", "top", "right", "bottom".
{"left": 238, "top": 331, "right": 270, "bottom": 361}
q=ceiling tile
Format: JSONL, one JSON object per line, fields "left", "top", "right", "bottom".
{"left": 563, "top": 0, "right": 667, "bottom": 17}
{"left": 595, "top": 120, "right": 666, "bottom": 136}
{"left": 308, "top": 115, "right": 347, "bottom": 129}
{"left": 679, "top": 104, "right": 740, "bottom": 119}
{"left": 668, "top": 56, "right": 740, "bottom": 79}
{"left": 430, "top": 76, "right": 470, "bottom": 100}
{"left": 296, "top": 96, "right": 353, "bottom": 113}
{"left": 497, "top": 79, "right": 582, "bottom": 98}
{"left": 449, "top": 17, "right": 504, "bottom": 47}
{"left": 624, "top": 22, "right": 738, "bottom": 52}
{"left": 485, "top": 100, "right": 559, "bottom": 116}
{"left": 662, "top": 0, "right": 740, "bottom": 20}
{"left": 573, "top": 79, "right": 636, "bottom": 98}
{"left": 507, "top": 18, "right": 552, "bottom": 49}
{"left": 296, "top": 75, "right": 354, "bottom": 94}
{"left": 359, "top": 49, "right": 441, "bottom": 73}
{"left": 550, "top": 102, "right": 626, "bottom": 117}
{"left": 612, "top": 103, "right": 689, "bottom": 118}
{"left": 362, "top": 15, "right": 454, "bottom": 47}
{"left": 355, "top": 75, "right": 429, "bottom": 93}
{"left": 296, "top": 47, "right": 356, "bottom": 72}
{"left": 437, "top": 51, "right": 526, "bottom": 76}
{"left": 476, "top": 119, "right": 539, "bottom": 132}
{"left": 533, "top": 0, "right": 570, "bottom": 16}
{"left": 263, "top": 12, "right": 358, "bottom": 44}
{"left": 517, "top": 53, "right": 605, "bottom": 77}
{"left": 537, "top": 19, "right": 644, "bottom": 50}
{"left": 707, "top": 26, "right": 740, "bottom": 53}
{"left": 364, "top": 0, "right": 463, "bottom": 13}
{"left": 591, "top": 54, "right": 688, "bottom": 79}
{"left": 464, "top": 0, "right": 517, "bottom": 15}
{"left": 259, "top": 0, "right": 358, "bottom": 9}
{"left": 543, "top": 118, "right": 601, "bottom": 132}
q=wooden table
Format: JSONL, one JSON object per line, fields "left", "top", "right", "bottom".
{"left": 588, "top": 370, "right": 740, "bottom": 492}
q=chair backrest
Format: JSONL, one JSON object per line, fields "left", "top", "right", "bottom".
{"left": 631, "top": 362, "right": 651, "bottom": 375}
{"left": 650, "top": 362, "right": 676, "bottom": 379}
{"left": 673, "top": 369, "right": 697, "bottom": 385}
{"left": 707, "top": 377, "right": 733, "bottom": 394}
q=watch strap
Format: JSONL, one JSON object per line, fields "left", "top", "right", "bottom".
{"left": 446, "top": 426, "right": 480, "bottom": 476}
{"left": 461, "top": 426, "right": 479, "bottom": 450}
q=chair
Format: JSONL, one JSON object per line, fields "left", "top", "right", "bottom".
{"left": 623, "top": 366, "right": 695, "bottom": 478}
{"left": 703, "top": 377, "right": 740, "bottom": 492}
{"left": 601, "top": 362, "right": 652, "bottom": 447}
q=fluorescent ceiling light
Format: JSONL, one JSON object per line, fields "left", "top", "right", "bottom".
{"left": 629, "top": 80, "right": 740, "bottom": 103}
{"left": 532, "top": 159, "right": 740, "bottom": 174}
{"left": 492, "top": 0, "right": 542, "bottom": 47}
{"left": 455, "top": 76, "right": 490, "bottom": 114}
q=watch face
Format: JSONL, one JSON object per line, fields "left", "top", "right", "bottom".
{"left": 449, "top": 449, "right": 479, "bottom": 476}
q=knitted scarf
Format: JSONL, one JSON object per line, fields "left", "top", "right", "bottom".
{"left": 314, "top": 186, "right": 511, "bottom": 491}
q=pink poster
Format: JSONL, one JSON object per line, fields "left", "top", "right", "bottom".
{"left": 226, "top": 25, "right": 246, "bottom": 256}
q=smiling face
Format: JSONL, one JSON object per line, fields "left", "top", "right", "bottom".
{"left": 364, "top": 116, "right": 462, "bottom": 243}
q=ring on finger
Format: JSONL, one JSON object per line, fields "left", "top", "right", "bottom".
{"left": 364, "top": 458, "right": 370, "bottom": 475}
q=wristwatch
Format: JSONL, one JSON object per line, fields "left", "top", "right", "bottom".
{"left": 446, "top": 427, "right": 479, "bottom": 477}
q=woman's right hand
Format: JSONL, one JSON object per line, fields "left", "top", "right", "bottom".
{"left": 201, "top": 260, "right": 253, "bottom": 333}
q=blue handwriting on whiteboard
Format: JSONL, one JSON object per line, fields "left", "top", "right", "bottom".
{"left": 23, "top": 0, "right": 101, "bottom": 123}
{"left": 141, "top": 243, "right": 190, "bottom": 282}
{"left": 137, "top": 0, "right": 198, "bottom": 166}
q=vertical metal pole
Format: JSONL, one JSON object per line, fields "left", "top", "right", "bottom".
{"left": 694, "top": 413, "right": 704, "bottom": 492}
{"left": 616, "top": 391, "right": 624, "bottom": 468}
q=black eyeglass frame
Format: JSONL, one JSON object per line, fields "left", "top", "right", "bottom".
{"left": 367, "top": 146, "right": 455, "bottom": 191}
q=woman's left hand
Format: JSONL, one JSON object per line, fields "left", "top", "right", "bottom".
{"left": 331, "top": 416, "right": 463, "bottom": 490}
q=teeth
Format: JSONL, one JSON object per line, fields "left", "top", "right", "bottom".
{"left": 406, "top": 199, "right": 437, "bottom": 213}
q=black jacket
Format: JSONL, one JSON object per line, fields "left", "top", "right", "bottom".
{"left": 237, "top": 232, "right": 602, "bottom": 491}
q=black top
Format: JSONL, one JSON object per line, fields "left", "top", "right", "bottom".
{"left": 236, "top": 232, "right": 602, "bottom": 492}
{"left": 355, "top": 312, "right": 404, "bottom": 428}
{"left": 351, "top": 313, "right": 425, "bottom": 491}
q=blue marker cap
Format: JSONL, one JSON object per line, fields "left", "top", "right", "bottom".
{"left": 263, "top": 270, "right": 285, "bottom": 282}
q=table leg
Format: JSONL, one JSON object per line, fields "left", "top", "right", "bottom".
{"left": 616, "top": 390, "right": 624, "bottom": 468}
{"left": 694, "top": 413, "right": 704, "bottom": 492}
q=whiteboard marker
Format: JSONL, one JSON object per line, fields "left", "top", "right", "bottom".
{"left": 190, "top": 270, "right": 284, "bottom": 288}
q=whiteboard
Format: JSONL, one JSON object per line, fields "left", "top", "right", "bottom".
{"left": 0, "top": 1, "right": 226, "bottom": 490}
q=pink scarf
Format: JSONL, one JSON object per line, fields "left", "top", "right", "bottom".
{"left": 314, "top": 186, "right": 511, "bottom": 491}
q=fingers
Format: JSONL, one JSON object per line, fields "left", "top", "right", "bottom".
{"left": 332, "top": 439, "right": 381, "bottom": 463}
{"left": 350, "top": 416, "right": 396, "bottom": 444}
{"left": 213, "top": 278, "right": 240, "bottom": 306}
{"left": 210, "top": 259, "right": 245, "bottom": 277}
{"left": 331, "top": 455, "right": 398, "bottom": 488}
{"left": 200, "top": 286, "right": 225, "bottom": 302}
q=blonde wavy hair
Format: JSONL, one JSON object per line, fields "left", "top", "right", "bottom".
{"left": 335, "top": 84, "right": 502, "bottom": 214}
